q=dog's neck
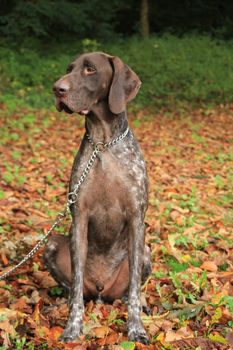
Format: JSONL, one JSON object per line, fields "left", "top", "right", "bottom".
{"left": 85, "top": 101, "right": 128, "bottom": 144}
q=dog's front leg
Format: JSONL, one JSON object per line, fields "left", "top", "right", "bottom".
{"left": 127, "top": 218, "right": 149, "bottom": 345}
{"left": 60, "top": 213, "right": 87, "bottom": 342}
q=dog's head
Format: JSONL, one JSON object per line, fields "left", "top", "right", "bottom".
{"left": 53, "top": 52, "right": 141, "bottom": 115}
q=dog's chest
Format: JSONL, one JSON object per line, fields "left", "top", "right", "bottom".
{"left": 70, "top": 141, "right": 147, "bottom": 214}
{"left": 69, "top": 140, "right": 147, "bottom": 254}
{"left": 84, "top": 151, "right": 130, "bottom": 209}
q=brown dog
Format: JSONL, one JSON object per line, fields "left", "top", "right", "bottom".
{"left": 44, "top": 52, "right": 151, "bottom": 344}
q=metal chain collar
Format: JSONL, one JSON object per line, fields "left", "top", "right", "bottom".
{"left": 0, "top": 127, "right": 129, "bottom": 281}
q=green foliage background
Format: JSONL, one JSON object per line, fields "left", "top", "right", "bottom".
{"left": 1, "top": 35, "right": 233, "bottom": 110}
{"left": 1, "top": 0, "right": 233, "bottom": 109}
{"left": 1, "top": 0, "right": 233, "bottom": 40}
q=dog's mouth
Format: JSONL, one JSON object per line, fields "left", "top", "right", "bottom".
{"left": 56, "top": 99, "right": 90, "bottom": 116}
{"left": 56, "top": 100, "right": 74, "bottom": 114}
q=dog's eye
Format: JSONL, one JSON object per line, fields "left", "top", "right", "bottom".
{"left": 84, "top": 66, "right": 96, "bottom": 75}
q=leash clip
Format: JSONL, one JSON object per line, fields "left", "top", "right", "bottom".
{"left": 95, "top": 141, "right": 107, "bottom": 152}
{"left": 67, "top": 191, "right": 78, "bottom": 204}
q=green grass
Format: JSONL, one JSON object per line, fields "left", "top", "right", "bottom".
{"left": 1, "top": 34, "right": 233, "bottom": 110}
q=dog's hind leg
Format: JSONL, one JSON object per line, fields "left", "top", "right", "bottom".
{"left": 43, "top": 234, "right": 71, "bottom": 294}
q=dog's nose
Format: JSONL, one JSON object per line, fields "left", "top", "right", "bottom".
{"left": 53, "top": 81, "right": 70, "bottom": 96}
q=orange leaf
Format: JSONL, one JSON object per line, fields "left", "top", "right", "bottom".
{"left": 11, "top": 296, "right": 30, "bottom": 313}
{"left": 93, "top": 325, "right": 111, "bottom": 338}
{"left": 200, "top": 261, "right": 218, "bottom": 272}
{"left": 97, "top": 331, "right": 120, "bottom": 346}
{"left": 1, "top": 253, "right": 8, "bottom": 266}
{"left": 33, "top": 299, "right": 43, "bottom": 324}
{"left": 176, "top": 215, "right": 185, "bottom": 226}
{"left": 62, "top": 339, "right": 86, "bottom": 349}
{"left": 49, "top": 326, "right": 64, "bottom": 340}
{"left": 35, "top": 325, "right": 50, "bottom": 338}
{"left": 0, "top": 320, "right": 16, "bottom": 336}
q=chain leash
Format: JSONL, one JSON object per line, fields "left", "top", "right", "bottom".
{"left": 0, "top": 127, "right": 129, "bottom": 281}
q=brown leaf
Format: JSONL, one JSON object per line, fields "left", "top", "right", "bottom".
{"left": 10, "top": 296, "right": 32, "bottom": 313}
{"left": 28, "top": 290, "right": 41, "bottom": 304}
{"left": 170, "top": 337, "right": 229, "bottom": 349}
{"left": 165, "top": 326, "right": 194, "bottom": 342}
{"left": 28, "top": 208, "right": 49, "bottom": 219}
{"left": 170, "top": 210, "right": 185, "bottom": 226}
{"left": 148, "top": 322, "right": 160, "bottom": 336}
{"left": 0, "top": 320, "right": 16, "bottom": 336}
{"left": 97, "top": 332, "right": 121, "bottom": 346}
{"left": 0, "top": 308, "right": 27, "bottom": 336}
{"left": 226, "top": 332, "right": 233, "bottom": 347}
{"left": 10, "top": 223, "right": 31, "bottom": 232}
{"left": 92, "top": 325, "right": 111, "bottom": 338}
{"left": 171, "top": 205, "right": 190, "bottom": 214}
{"left": 201, "top": 261, "right": 218, "bottom": 272}
{"left": 134, "top": 343, "right": 155, "bottom": 350}
{"left": 62, "top": 343, "right": 87, "bottom": 350}
{"left": 71, "top": 345, "right": 87, "bottom": 350}
{"left": 170, "top": 210, "right": 180, "bottom": 222}
{"left": 33, "top": 271, "right": 57, "bottom": 288}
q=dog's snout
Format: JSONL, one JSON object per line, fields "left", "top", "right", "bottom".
{"left": 53, "top": 80, "right": 70, "bottom": 97}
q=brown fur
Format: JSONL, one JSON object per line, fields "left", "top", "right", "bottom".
{"left": 44, "top": 52, "right": 151, "bottom": 344}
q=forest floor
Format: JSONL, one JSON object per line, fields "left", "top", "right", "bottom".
{"left": 0, "top": 105, "right": 232, "bottom": 350}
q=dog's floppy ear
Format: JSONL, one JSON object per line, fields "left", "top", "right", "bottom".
{"left": 108, "top": 56, "right": 141, "bottom": 114}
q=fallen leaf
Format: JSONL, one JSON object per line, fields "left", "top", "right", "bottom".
{"left": 170, "top": 210, "right": 180, "bottom": 222}
{"left": 10, "top": 296, "right": 31, "bottom": 313}
{"left": 97, "top": 332, "right": 121, "bottom": 346}
{"left": 0, "top": 308, "right": 27, "bottom": 321}
{"left": 208, "top": 333, "right": 228, "bottom": 345}
{"left": 0, "top": 320, "right": 16, "bottom": 336}
{"left": 93, "top": 325, "right": 111, "bottom": 338}
{"left": 28, "top": 290, "right": 41, "bottom": 304}
{"left": 32, "top": 299, "right": 43, "bottom": 324}
{"left": 120, "top": 341, "right": 135, "bottom": 350}
{"left": 0, "top": 308, "right": 27, "bottom": 337}
{"left": 1, "top": 253, "right": 8, "bottom": 265}
{"left": 170, "top": 337, "right": 229, "bottom": 349}
{"left": 49, "top": 326, "right": 64, "bottom": 340}
{"left": 226, "top": 332, "right": 233, "bottom": 347}
{"left": 200, "top": 261, "right": 218, "bottom": 272}
{"left": 33, "top": 271, "right": 57, "bottom": 288}
{"left": 165, "top": 326, "right": 194, "bottom": 342}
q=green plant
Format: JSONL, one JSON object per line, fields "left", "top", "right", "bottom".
{"left": 82, "top": 38, "right": 100, "bottom": 53}
{"left": 2, "top": 163, "right": 26, "bottom": 186}
{"left": 1, "top": 35, "right": 233, "bottom": 110}
{"left": 50, "top": 286, "right": 63, "bottom": 296}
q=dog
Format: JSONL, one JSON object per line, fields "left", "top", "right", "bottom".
{"left": 43, "top": 52, "right": 151, "bottom": 344}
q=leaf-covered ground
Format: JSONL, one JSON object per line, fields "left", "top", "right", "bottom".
{"left": 0, "top": 105, "right": 232, "bottom": 350}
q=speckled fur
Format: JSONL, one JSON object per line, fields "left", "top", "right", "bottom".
{"left": 43, "top": 52, "right": 151, "bottom": 344}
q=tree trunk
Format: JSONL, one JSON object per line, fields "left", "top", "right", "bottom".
{"left": 140, "top": 0, "right": 150, "bottom": 37}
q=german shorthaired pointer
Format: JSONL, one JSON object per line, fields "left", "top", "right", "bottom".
{"left": 43, "top": 52, "right": 151, "bottom": 344}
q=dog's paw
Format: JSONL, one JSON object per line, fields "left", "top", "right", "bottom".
{"left": 128, "top": 329, "right": 150, "bottom": 345}
{"left": 59, "top": 324, "right": 82, "bottom": 342}
{"left": 128, "top": 323, "right": 150, "bottom": 345}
